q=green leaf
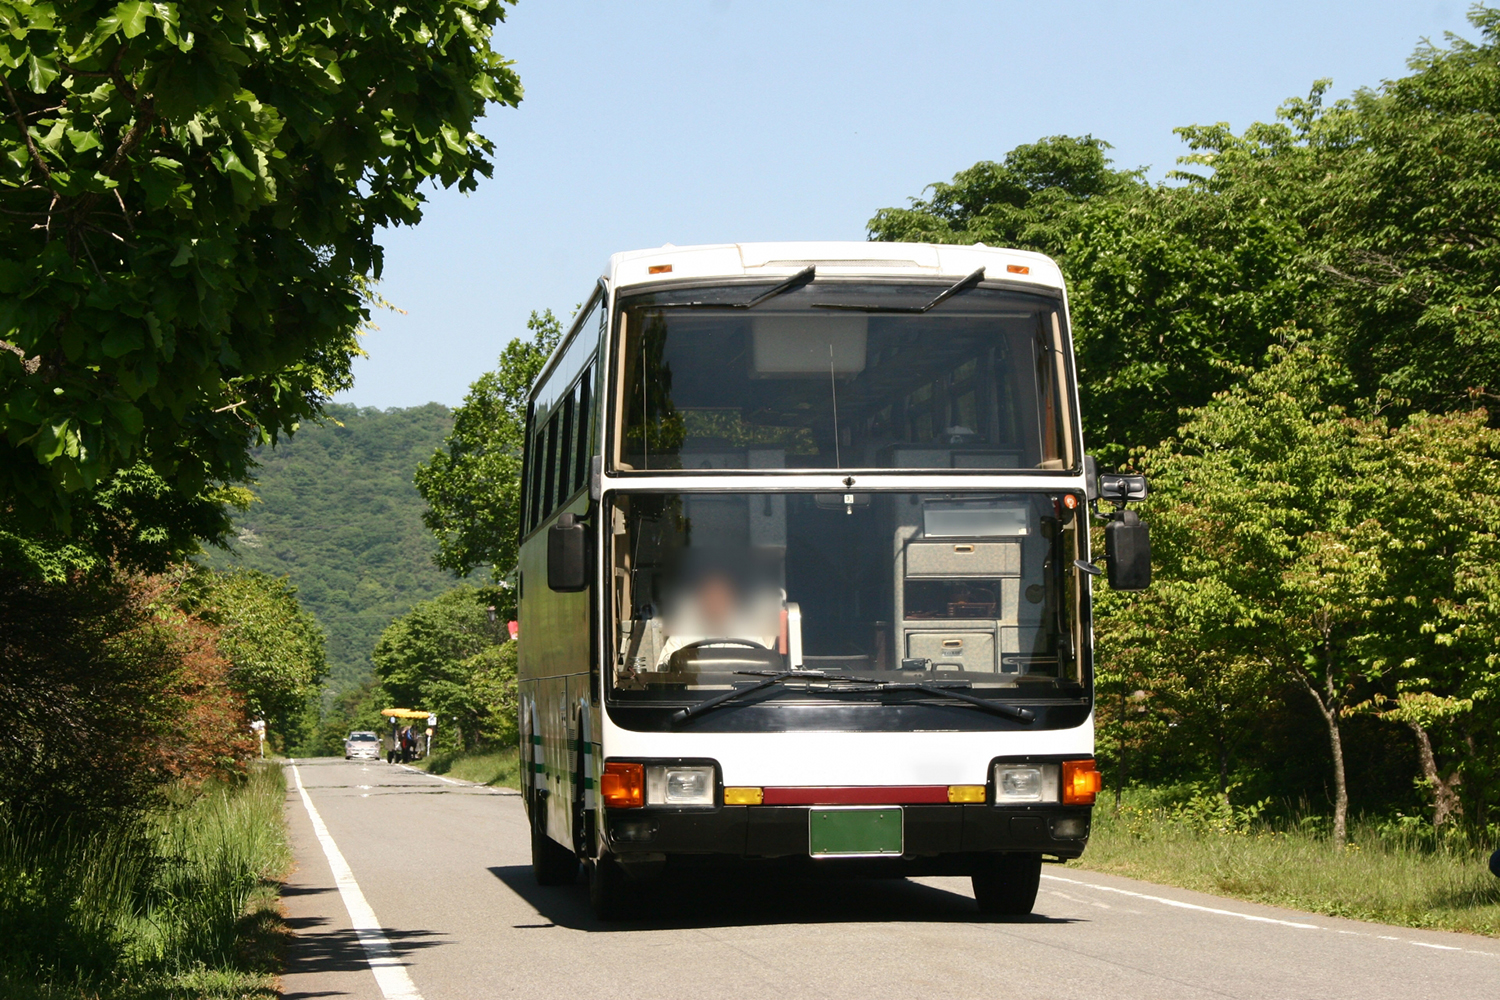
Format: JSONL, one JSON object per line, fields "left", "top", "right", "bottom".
{"left": 101, "top": 325, "right": 143, "bottom": 358}
{"left": 26, "top": 49, "right": 59, "bottom": 92}
{"left": 66, "top": 128, "right": 101, "bottom": 153}
{"left": 113, "top": 1, "right": 151, "bottom": 39}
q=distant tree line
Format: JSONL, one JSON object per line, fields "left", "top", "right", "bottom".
{"left": 870, "top": 11, "right": 1500, "bottom": 843}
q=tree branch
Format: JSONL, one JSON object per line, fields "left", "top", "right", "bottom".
{"left": 1, "top": 75, "right": 53, "bottom": 182}
{"left": 101, "top": 98, "right": 155, "bottom": 179}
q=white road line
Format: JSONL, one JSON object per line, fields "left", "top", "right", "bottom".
{"left": 394, "top": 763, "right": 518, "bottom": 793}
{"left": 290, "top": 763, "right": 426, "bottom": 1000}
{"left": 1044, "top": 873, "right": 1500, "bottom": 959}
{"left": 1042, "top": 874, "right": 1321, "bottom": 929}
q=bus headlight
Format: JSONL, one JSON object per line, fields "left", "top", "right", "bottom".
{"left": 646, "top": 765, "right": 715, "bottom": 807}
{"left": 994, "top": 763, "right": 1060, "bottom": 803}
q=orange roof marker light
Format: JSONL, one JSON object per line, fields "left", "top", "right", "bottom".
{"left": 1006, "top": 263, "right": 1030, "bottom": 274}
{"left": 648, "top": 264, "right": 673, "bottom": 274}
{"left": 1062, "top": 759, "right": 1103, "bottom": 805}
{"left": 602, "top": 762, "right": 645, "bottom": 808}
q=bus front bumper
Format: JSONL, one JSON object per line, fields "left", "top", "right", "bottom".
{"left": 604, "top": 804, "right": 1090, "bottom": 865}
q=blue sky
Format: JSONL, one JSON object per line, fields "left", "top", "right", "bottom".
{"left": 340, "top": 0, "right": 1475, "bottom": 410}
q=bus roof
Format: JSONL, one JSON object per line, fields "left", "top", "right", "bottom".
{"left": 605, "top": 241, "right": 1064, "bottom": 291}
{"left": 528, "top": 241, "right": 1066, "bottom": 407}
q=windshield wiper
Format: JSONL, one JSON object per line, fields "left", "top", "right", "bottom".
{"left": 669, "top": 669, "right": 810, "bottom": 724}
{"left": 650, "top": 266, "right": 816, "bottom": 310}
{"left": 811, "top": 267, "right": 986, "bottom": 314}
{"left": 900, "top": 682, "right": 1036, "bottom": 722}
{"left": 669, "top": 668, "right": 1035, "bottom": 724}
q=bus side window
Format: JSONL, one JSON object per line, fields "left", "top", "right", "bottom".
{"left": 543, "top": 411, "right": 560, "bottom": 517}
{"left": 520, "top": 405, "right": 535, "bottom": 535}
{"left": 531, "top": 422, "right": 549, "bottom": 529}
{"left": 558, "top": 393, "right": 575, "bottom": 505}
{"left": 573, "top": 366, "right": 593, "bottom": 491}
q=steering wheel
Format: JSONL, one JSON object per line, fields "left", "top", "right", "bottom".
{"left": 676, "top": 638, "right": 771, "bottom": 651}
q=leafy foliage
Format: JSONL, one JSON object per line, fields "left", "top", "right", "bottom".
{"left": 0, "top": 461, "right": 249, "bottom": 581}
{"left": 416, "top": 309, "right": 562, "bottom": 599}
{"left": 371, "top": 585, "right": 513, "bottom": 750}
{"left": 0, "top": 0, "right": 522, "bottom": 554}
{"left": 867, "top": 134, "right": 1134, "bottom": 253}
{"left": 0, "top": 571, "right": 255, "bottom": 823}
{"left": 169, "top": 564, "right": 327, "bottom": 749}
{"left": 1097, "top": 345, "right": 1500, "bottom": 842}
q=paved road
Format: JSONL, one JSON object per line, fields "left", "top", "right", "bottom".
{"left": 281, "top": 757, "right": 1499, "bottom": 1000}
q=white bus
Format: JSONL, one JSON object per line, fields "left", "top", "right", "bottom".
{"left": 516, "top": 241, "right": 1150, "bottom": 918}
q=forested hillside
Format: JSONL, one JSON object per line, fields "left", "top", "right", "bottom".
{"left": 205, "top": 404, "right": 459, "bottom": 692}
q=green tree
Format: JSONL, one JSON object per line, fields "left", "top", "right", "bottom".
{"left": 1167, "top": 6, "right": 1500, "bottom": 418}
{"left": 1358, "top": 408, "right": 1500, "bottom": 829}
{"left": 170, "top": 565, "right": 326, "bottom": 748}
{"left": 1064, "top": 190, "right": 1302, "bottom": 463}
{"left": 0, "top": 1, "right": 522, "bottom": 556}
{"left": 867, "top": 134, "right": 1136, "bottom": 255}
{"left": 1100, "top": 344, "right": 1500, "bottom": 845}
{"left": 415, "top": 309, "right": 562, "bottom": 605}
{"left": 1098, "top": 347, "right": 1380, "bottom": 848}
{"left": 0, "top": 570, "right": 253, "bottom": 822}
{"left": 371, "top": 585, "right": 512, "bottom": 748}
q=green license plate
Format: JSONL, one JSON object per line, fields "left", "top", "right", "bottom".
{"left": 808, "top": 807, "right": 903, "bottom": 857}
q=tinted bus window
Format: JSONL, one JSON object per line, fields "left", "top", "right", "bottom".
{"left": 529, "top": 423, "right": 547, "bottom": 531}
{"left": 558, "top": 394, "right": 575, "bottom": 504}
{"left": 615, "top": 282, "right": 1074, "bottom": 473}
{"left": 542, "top": 412, "right": 559, "bottom": 517}
{"left": 573, "top": 367, "right": 593, "bottom": 491}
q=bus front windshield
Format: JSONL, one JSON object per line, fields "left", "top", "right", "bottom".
{"left": 614, "top": 281, "right": 1075, "bottom": 473}
{"left": 609, "top": 491, "right": 1087, "bottom": 714}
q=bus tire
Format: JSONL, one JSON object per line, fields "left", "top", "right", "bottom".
{"left": 531, "top": 801, "right": 579, "bottom": 886}
{"left": 588, "top": 854, "right": 635, "bottom": 921}
{"left": 971, "top": 854, "right": 1041, "bottom": 916}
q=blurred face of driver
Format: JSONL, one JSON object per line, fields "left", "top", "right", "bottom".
{"left": 698, "top": 572, "right": 736, "bottom": 629}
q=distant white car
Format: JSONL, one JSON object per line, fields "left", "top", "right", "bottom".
{"left": 344, "top": 731, "right": 381, "bottom": 761}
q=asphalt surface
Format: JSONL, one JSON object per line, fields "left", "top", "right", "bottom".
{"left": 281, "top": 757, "right": 1500, "bottom": 1000}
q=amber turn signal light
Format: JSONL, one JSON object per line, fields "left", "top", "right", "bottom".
{"left": 648, "top": 264, "right": 673, "bottom": 274}
{"left": 724, "top": 787, "right": 764, "bottom": 805}
{"left": 602, "top": 762, "right": 645, "bottom": 808}
{"left": 1006, "top": 264, "right": 1030, "bottom": 274}
{"left": 1062, "top": 759, "right": 1102, "bottom": 805}
{"left": 947, "top": 785, "right": 986, "bottom": 803}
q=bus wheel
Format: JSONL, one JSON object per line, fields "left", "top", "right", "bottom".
{"left": 971, "top": 854, "right": 1041, "bottom": 916}
{"left": 531, "top": 802, "right": 579, "bottom": 886}
{"left": 588, "top": 854, "right": 636, "bottom": 921}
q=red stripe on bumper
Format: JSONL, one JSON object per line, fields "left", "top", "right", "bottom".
{"left": 760, "top": 786, "right": 951, "bottom": 805}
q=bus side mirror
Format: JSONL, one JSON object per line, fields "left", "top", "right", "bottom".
{"left": 548, "top": 514, "right": 589, "bottom": 592}
{"left": 1105, "top": 510, "right": 1151, "bottom": 591}
{"left": 1099, "top": 473, "right": 1148, "bottom": 505}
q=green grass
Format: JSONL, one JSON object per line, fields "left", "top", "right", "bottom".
{"left": 1074, "top": 787, "right": 1500, "bottom": 937}
{"left": 420, "top": 745, "right": 522, "bottom": 789}
{"left": 0, "top": 763, "right": 292, "bottom": 999}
